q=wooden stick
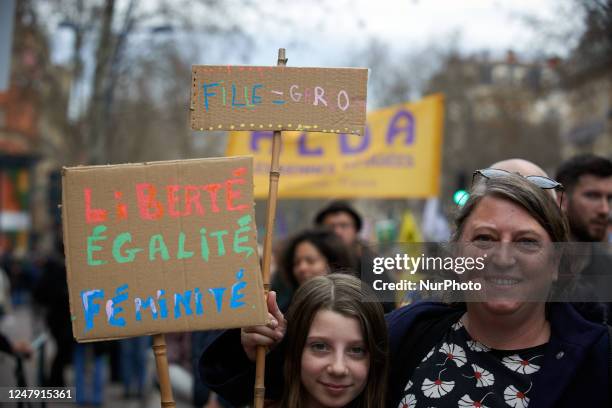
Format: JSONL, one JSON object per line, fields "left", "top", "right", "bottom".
{"left": 152, "top": 333, "right": 176, "bottom": 408}
{"left": 254, "top": 47, "right": 287, "bottom": 408}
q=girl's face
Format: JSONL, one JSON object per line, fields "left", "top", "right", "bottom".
{"left": 293, "top": 241, "right": 330, "bottom": 285}
{"left": 301, "top": 310, "right": 369, "bottom": 408}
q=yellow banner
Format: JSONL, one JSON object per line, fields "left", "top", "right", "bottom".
{"left": 226, "top": 93, "right": 444, "bottom": 198}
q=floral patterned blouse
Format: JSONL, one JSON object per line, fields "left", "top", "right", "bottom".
{"left": 398, "top": 319, "right": 547, "bottom": 408}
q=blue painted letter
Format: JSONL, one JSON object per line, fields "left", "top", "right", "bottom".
{"left": 208, "top": 288, "right": 226, "bottom": 313}
{"left": 202, "top": 82, "right": 219, "bottom": 111}
{"left": 106, "top": 284, "right": 128, "bottom": 327}
{"left": 174, "top": 290, "right": 193, "bottom": 319}
{"left": 230, "top": 269, "right": 246, "bottom": 309}
{"left": 81, "top": 289, "right": 104, "bottom": 332}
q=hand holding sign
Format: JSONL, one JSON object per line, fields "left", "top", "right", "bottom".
{"left": 241, "top": 291, "right": 287, "bottom": 362}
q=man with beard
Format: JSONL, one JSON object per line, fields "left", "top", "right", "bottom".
{"left": 556, "top": 154, "right": 612, "bottom": 242}
{"left": 556, "top": 154, "right": 612, "bottom": 322}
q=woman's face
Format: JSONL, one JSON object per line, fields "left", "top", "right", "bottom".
{"left": 293, "top": 241, "right": 330, "bottom": 285}
{"left": 301, "top": 310, "right": 369, "bottom": 408}
{"left": 459, "top": 196, "right": 557, "bottom": 314}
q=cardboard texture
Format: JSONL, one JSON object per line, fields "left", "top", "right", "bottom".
{"left": 61, "top": 157, "right": 267, "bottom": 342}
{"left": 226, "top": 94, "right": 445, "bottom": 198}
{"left": 190, "top": 66, "right": 368, "bottom": 135}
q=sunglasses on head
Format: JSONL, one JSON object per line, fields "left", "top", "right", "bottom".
{"left": 472, "top": 168, "right": 564, "bottom": 191}
{"left": 472, "top": 168, "right": 565, "bottom": 208}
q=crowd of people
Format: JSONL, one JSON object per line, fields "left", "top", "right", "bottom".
{"left": 0, "top": 153, "right": 610, "bottom": 407}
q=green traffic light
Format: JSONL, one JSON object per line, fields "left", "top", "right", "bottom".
{"left": 453, "top": 189, "right": 469, "bottom": 206}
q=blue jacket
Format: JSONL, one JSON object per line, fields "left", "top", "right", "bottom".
{"left": 199, "top": 301, "right": 610, "bottom": 407}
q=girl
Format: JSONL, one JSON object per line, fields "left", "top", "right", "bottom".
{"left": 280, "top": 274, "right": 388, "bottom": 408}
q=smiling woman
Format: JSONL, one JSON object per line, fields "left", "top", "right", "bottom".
{"left": 389, "top": 173, "right": 609, "bottom": 408}
{"left": 456, "top": 196, "right": 561, "bottom": 306}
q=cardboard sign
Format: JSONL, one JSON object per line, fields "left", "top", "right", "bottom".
{"left": 226, "top": 94, "right": 444, "bottom": 198}
{"left": 190, "top": 66, "right": 368, "bottom": 135}
{"left": 61, "top": 157, "right": 267, "bottom": 342}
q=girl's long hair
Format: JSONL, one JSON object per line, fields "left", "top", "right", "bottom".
{"left": 279, "top": 274, "right": 388, "bottom": 408}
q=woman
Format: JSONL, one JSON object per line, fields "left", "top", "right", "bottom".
{"left": 273, "top": 229, "right": 354, "bottom": 311}
{"left": 387, "top": 172, "right": 609, "bottom": 407}
{"left": 200, "top": 173, "right": 610, "bottom": 407}
{"left": 281, "top": 274, "right": 388, "bottom": 407}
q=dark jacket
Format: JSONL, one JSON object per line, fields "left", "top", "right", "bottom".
{"left": 199, "top": 328, "right": 286, "bottom": 406}
{"left": 386, "top": 301, "right": 609, "bottom": 407}
{"left": 199, "top": 301, "right": 610, "bottom": 407}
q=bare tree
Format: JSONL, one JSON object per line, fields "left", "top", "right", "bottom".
{"left": 32, "top": 0, "right": 281, "bottom": 165}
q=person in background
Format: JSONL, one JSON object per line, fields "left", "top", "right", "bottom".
{"left": 119, "top": 336, "right": 149, "bottom": 399}
{"left": 555, "top": 154, "right": 612, "bottom": 323}
{"left": 0, "top": 331, "right": 33, "bottom": 388}
{"left": 314, "top": 201, "right": 395, "bottom": 312}
{"left": 192, "top": 330, "right": 233, "bottom": 407}
{"left": 555, "top": 154, "right": 612, "bottom": 243}
{"left": 73, "top": 342, "right": 107, "bottom": 406}
{"left": 0, "top": 332, "right": 32, "bottom": 357}
{"left": 314, "top": 200, "right": 368, "bottom": 263}
{"left": 273, "top": 229, "right": 354, "bottom": 312}
{"left": 490, "top": 158, "right": 558, "bottom": 199}
{"left": 166, "top": 332, "right": 193, "bottom": 402}
{"left": 33, "top": 238, "right": 74, "bottom": 387}
{"left": 4, "top": 251, "right": 31, "bottom": 307}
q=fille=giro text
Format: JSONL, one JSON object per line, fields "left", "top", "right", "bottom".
{"left": 372, "top": 279, "right": 482, "bottom": 291}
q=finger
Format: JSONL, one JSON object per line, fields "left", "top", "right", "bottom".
{"left": 242, "top": 325, "right": 282, "bottom": 340}
{"left": 266, "top": 312, "right": 278, "bottom": 328}
{"left": 244, "top": 313, "right": 278, "bottom": 332}
{"left": 241, "top": 332, "right": 279, "bottom": 348}
{"left": 267, "top": 291, "right": 285, "bottom": 324}
{"left": 266, "top": 291, "right": 277, "bottom": 313}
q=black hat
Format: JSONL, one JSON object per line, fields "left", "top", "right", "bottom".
{"left": 314, "top": 200, "right": 362, "bottom": 232}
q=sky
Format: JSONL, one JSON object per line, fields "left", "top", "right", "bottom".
{"left": 46, "top": 0, "right": 582, "bottom": 115}
{"left": 49, "top": 0, "right": 577, "bottom": 67}
{"left": 223, "top": 0, "right": 577, "bottom": 66}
